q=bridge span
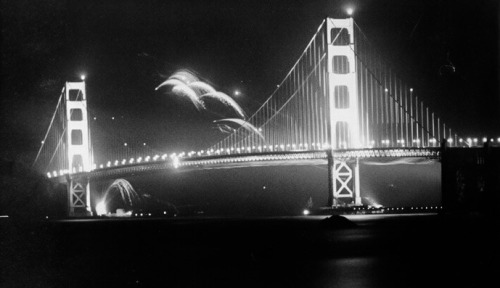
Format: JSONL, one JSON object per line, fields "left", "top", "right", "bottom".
{"left": 56, "top": 148, "right": 440, "bottom": 183}
{"left": 33, "top": 16, "right": 491, "bottom": 216}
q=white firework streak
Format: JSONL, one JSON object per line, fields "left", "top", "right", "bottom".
{"left": 103, "top": 179, "right": 140, "bottom": 208}
{"left": 201, "top": 92, "right": 247, "bottom": 119}
{"left": 169, "top": 70, "right": 199, "bottom": 84}
{"left": 156, "top": 71, "right": 248, "bottom": 117}
{"left": 216, "top": 123, "right": 236, "bottom": 134}
{"left": 155, "top": 78, "right": 187, "bottom": 90}
{"left": 155, "top": 69, "right": 200, "bottom": 90}
{"left": 188, "top": 81, "right": 216, "bottom": 96}
{"left": 214, "top": 118, "right": 264, "bottom": 141}
{"left": 156, "top": 78, "right": 205, "bottom": 111}
{"left": 172, "top": 84, "right": 205, "bottom": 111}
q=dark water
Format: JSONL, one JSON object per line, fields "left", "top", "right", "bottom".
{"left": 1, "top": 214, "right": 497, "bottom": 288}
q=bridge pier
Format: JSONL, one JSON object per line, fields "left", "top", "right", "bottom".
{"left": 327, "top": 151, "right": 335, "bottom": 206}
{"left": 354, "top": 158, "right": 362, "bottom": 205}
{"left": 327, "top": 150, "right": 362, "bottom": 207}
{"left": 67, "top": 176, "right": 92, "bottom": 217}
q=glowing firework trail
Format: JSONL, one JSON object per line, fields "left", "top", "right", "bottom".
{"left": 189, "top": 81, "right": 216, "bottom": 96}
{"left": 155, "top": 78, "right": 187, "bottom": 91}
{"left": 201, "top": 92, "right": 247, "bottom": 119}
{"left": 156, "top": 77, "right": 205, "bottom": 110}
{"left": 155, "top": 70, "right": 247, "bottom": 119}
{"left": 214, "top": 118, "right": 264, "bottom": 140}
{"left": 169, "top": 70, "right": 199, "bottom": 84}
{"left": 102, "top": 179, "right": 140, "bottom": 209}
{"left": 216, "top": 123, "right": 236, "bottom": 134}
{"left": 155, "top": 69, "right": 200, "bottom": 90}
{"left": 172, "top": 85, "right": 205, "bottom": 111}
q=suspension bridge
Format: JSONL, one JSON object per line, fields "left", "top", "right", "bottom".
{"left": 31, "top": 17, "right": 493, "bottom": 217}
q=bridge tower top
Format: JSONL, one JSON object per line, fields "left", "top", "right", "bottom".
{"left": 326, "top": 17, "right": 360, "bottom": 149}
{"left": 64, "top": 81, "right": 92, "bottom": 173}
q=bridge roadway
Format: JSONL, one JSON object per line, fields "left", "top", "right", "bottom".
{"left": 54, "top": 148, "right": 441, "bottom": 183}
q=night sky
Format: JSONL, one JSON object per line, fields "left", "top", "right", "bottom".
{"left": 1, "top": 0, "right": 499, "bottom": 167}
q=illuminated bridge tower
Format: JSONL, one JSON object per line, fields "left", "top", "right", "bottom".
{"left": 65, "top": 81, "right": 92, "bottom": 216}
{"left": 326, "top": 17, "right": 362, "bottom": 206}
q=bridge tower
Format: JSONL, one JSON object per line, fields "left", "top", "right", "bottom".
{"left": 326, "top": 17, "right": 362, "bottom": 206}
{"left": 65, "top": 81, "right": 92, "bottom": 216}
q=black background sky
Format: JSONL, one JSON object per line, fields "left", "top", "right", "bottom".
{"left": 1, "top": 0, "right": 499, "bottom": 167}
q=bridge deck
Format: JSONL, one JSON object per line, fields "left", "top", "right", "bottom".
{"left": 54, "top": 148, "right": 440, "bottom": 182}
